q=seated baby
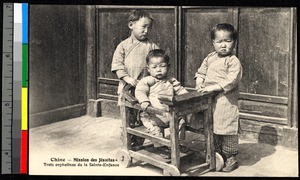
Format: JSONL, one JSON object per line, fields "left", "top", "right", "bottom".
{"left": 135, "top": 49, "right": 188, "bottom": 156}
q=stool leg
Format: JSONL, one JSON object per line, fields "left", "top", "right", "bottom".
{"left": 204, "top": 98, "right": 216, "bottom": 170}
{"left": 120, "top": 99, "right": 131, "bottom": 150}
{"left": 168, "top": 111, "right": 180, "bottom": 168}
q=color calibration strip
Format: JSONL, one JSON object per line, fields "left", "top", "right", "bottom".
{"left": 20, "top": 3, "right": 28, "bottom": 174}
{"left": 13, "top": 3, "right": 28, "bottom": 174}
{"left": 1, "top": 3, "right": 28, "bottom": 174}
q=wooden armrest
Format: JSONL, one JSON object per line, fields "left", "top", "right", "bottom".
{"left": 124, "top": 101, "right": 165, "bottom": 115}
{"left": 123, "top": 90, "right": 138, "bottom": 104}
{"left": 122, "top": 84, "right": 138, "bottom": 104}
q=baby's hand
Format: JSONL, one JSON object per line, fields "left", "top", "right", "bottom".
{"left": 123, "top": 76, "right": 138, "bottom": 87}
{"left": 140, "top": 102, "right": 150, "bottom": 110}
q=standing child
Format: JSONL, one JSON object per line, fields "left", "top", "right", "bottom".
{"left": 195, "top": 23, "right": 242, "bottom": 172}
{"left": 111, "top": 10, "right": 159, "bottom": 149}
{"left": 135, "top": 49, "right": 188, "bottom": 157}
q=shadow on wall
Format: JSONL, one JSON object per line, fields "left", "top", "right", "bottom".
{"left": 258, "top": 126, "right": 278, "bottom": 146}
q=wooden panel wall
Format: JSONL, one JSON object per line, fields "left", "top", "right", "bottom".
{"left": 238, "top": 8, "right": 291, "bottom": 97}
{"left": 29, "top": 5, "right": 86, "bottom": 127}
{"left": 237, "top": 8, "right": 292, "bottom": 126}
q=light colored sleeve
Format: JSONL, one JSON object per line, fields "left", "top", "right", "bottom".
{"left": 170, "top": 78, "right": 189, "bottom": 95}
{"left": 135, "top": 77, "right": 154, "bottom": 103}
{"left": 194, "top": 55, "right": 209, "bottom": 80}
{"left": 111, "top": 43, "right": 129, "bottom": 79}
{"left": 116, "top": 69, "right": 129, "bottom": 79}
{"left": 217, "top": 56, "right": 243, "bottom": 94}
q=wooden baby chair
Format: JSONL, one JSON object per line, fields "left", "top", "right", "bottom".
{"left": 118, "top": 85, "right": 216, "bottom": 176}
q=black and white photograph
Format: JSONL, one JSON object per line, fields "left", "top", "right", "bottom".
{"left": 27, "top": 4, "right": 298, "bottom": 176}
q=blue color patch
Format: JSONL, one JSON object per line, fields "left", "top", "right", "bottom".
{"left": 22, "top": 3, "right": 28, "bottom": 43}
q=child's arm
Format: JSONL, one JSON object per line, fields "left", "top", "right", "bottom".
{"left": 135, "top": 77, "right": 154, "bottom": 110}
{"left": 111, "top": 43, "right": 138, "bottom": 86}
{"left": 198, "top": 84, "right": 222, "bottom": 93}
{"left": 200, "top": 57, "right": 242, "bottom": 94}
{"left": 122, "top": 76, "right": 138, "bottom": 87}
{"left": 217, "top": 57, "right": 242, "bottom": 93}
{"left": 194, "top": 55, "right": 209, "bottom": 90}
{"left": 140, "top": 102, "right": 150, "bottom": 110}
{"left": 170, "top": 78, "right": 188, "bottom": 95}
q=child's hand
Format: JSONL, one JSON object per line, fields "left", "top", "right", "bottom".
{"left": 197, "top": 87, "right": 210, "bottom": 94}
{"left": 195, "top": 77, "right": 205, "bottom": 91}
{"left": 123, "top": 76, "right": 138, "bottom": 87}
{"left": 195, "top": 84, "right": 205, "bottom": 91}
{"left": 140, "top": 102, "right": 150, "bottom": 110}
{"left": 197, "top": 84, "right": 222, "bottom": 93}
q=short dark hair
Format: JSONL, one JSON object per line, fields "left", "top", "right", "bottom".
{"left": 146, "top": 49, "right": 170, "bottom": 65}
{"left": 128, "top": 9, "right": 154, "bottom": 23}
{"left": 211, "top": 23, "right": 238, "bottom": 41}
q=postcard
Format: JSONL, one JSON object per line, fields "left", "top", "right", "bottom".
{"left": 27, "top": 4, "right": 298, "bottom": 177}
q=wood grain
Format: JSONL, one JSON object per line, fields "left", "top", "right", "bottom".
{"left": 29, "top": 5, "right": 86, "bottom": 116}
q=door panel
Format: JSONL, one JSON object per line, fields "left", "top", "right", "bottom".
{"left": 238, "top": 8, "right": 291, "bottom": 97}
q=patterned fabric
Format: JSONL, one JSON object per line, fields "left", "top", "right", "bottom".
{"left": 222, "top": 134, "right": 239, "bottom": 156}
{"left": 195, "top": 52, "right": 243, "bottom": 135}
{"left": 214, "top": 134, "right": 239, "bottom": 159}
{"left": 111, "top": 35, "right": 159, "bottom": 105}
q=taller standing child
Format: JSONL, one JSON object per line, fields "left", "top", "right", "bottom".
{"left": 111, "top": 10, "right": 159, "bottom": 149}
{"left": 195, "top": 23, "right": 242, "bottom": 172}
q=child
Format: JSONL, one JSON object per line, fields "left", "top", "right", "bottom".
{"left": 111, "top": 9, "right": 159, "bottom": 105}
{"left": 195, "top": 23, "right": 242, "bottom": 172}
{"left": 111, "top": 10, "right": 159, "bottom": 149}
{"left": 135, "top": 49, "right": 188, "bottom": 153}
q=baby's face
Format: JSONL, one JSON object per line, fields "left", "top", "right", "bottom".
{"left": 129, "top": 17, "right": 152, "bottom": 41}
{"left": 147, "top": 57, "right": 169, "bottom": 80}
{"left": 213, "top": 30, "right": 235, "bottom": 57}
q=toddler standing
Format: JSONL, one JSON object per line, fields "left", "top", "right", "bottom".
{"left": 195, "top": 23, "right": 242, "bottom": 172}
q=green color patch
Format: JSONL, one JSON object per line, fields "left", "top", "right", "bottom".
{"left": 22, "top": 44, "right": 28, "bottom": 87}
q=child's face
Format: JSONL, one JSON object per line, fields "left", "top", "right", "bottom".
{"left": 128, "top": 17, "right": 152, "bottom": 41}
{"left": 147, "top": 57, "right": 169, "bottom": 80}
{"left": 213, "top": 30, "right": 235, "bottom": 57}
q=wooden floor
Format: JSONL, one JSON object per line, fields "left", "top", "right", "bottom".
{"left": 29, "top": 115, "right": 298, "bottom": 176}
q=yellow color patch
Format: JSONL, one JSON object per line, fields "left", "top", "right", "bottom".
{"left": 22, "top": 87, "right": 28, "bottom": 130}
